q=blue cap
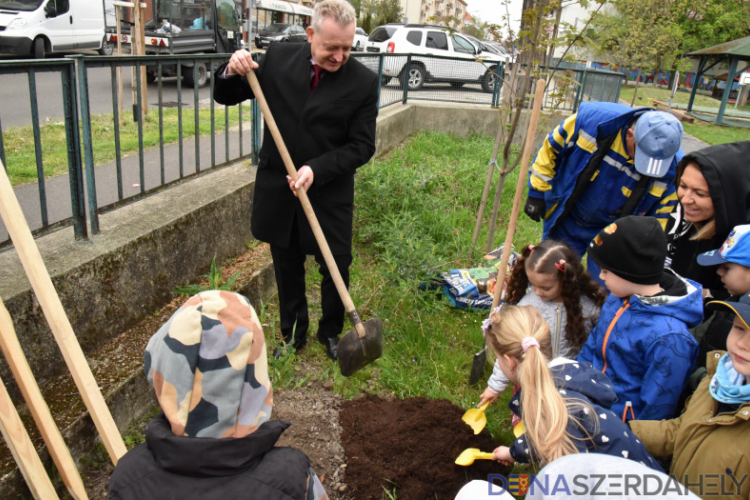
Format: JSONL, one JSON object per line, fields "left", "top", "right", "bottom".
{"left": 697, "top": 224, "right": 750, "bottom": 267}
{"left": 707, "top": 292, "right": 750, "bottom": 329}
{"left": 633, "top": 111, "right": 683, "bottom": 178}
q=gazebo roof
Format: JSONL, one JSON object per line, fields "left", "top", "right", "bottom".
{"left": 689, "top": 35, "right": 750, "bottom": 58}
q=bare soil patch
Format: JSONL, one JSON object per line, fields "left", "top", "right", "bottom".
{"left": 339, "top": 395, "right": 511, "bottom": 500}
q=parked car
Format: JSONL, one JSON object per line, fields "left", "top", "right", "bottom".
{"left": 364, "top": 24, "right": 504, "bottom": 92}
{"left": 484, "top": 41, "right": 514, "bottom": 60}
{"left": 464, "top": 35, "right": 506, "bottom": 58}
{"left": 352, "top": 27, "right": 368, "bottom": 51}
{"left": 255, "top": 23, "right": 306, "bottom": 48}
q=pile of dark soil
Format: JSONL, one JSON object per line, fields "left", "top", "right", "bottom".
{"left": 340, "top": 395, "right": 511, "bottom": 500}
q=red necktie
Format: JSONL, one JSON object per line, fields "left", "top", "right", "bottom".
{"left": 310, "top": 65, "right": 324, "bottom": 92}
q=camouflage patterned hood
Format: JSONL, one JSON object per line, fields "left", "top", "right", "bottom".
{"left": 144, "top": 290, "right": 273, "bottom": 439}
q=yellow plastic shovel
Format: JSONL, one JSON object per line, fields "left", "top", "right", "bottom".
{"left": 455, "top": 448, "right": 494, "bottom": 466}
{"left": 461, "top": 401, "right": 490, "bottom": 435}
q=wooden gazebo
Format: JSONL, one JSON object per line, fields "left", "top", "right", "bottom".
{"left": 687, "top": 36, "right": 750, "bottom": 125}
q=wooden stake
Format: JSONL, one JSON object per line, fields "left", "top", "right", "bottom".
{"left": 492, "top": 79, "right": 546, "bottom": 309}
{"left": 0, "top": 298, "right": 88, "bottom": 500}
{"left": 0, "top": 161, "right": 127, "bottom": 464}
{"left": 0, "top": 373, "right": 59, "bottom": 500}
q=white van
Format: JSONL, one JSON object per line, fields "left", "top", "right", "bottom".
{"left": 0, "top": 0, "right": 108, "bottom": 58}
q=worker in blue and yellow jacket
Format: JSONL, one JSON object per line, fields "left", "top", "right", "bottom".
{"left": 524, "top": 102, "right": 685, "bottom": 280}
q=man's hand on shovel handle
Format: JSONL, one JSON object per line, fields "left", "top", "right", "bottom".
{"left": 226, "top": 50, "right": 258, "bottom": 76}
{"left": 287, "top": 166, "right": 314, "bottom": 198}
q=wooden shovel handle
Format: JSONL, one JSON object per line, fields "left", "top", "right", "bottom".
{"left": 245, "top": 69, "right": 366, "bottom": 337}
{"left": 0, "top": 372, "right": 59, "bottom": 500}
{"left": 0, "top": 298, "right": 88, "bottom": 500}
{"left": 492, "top": 80, "right": 547, "bottom": 309}
{"left": 0, "top": 162, "right": 127, "bottom": 463}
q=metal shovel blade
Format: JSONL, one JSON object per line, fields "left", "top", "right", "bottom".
{"left": 338, "top": 318, "right": 384, "bottom": 377}
{"left": 468, "top": 343, "right": 487, "bottom": 386}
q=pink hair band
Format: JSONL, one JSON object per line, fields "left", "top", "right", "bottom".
{"left": 522, "top": 336, "right": 540, "bottom": 353}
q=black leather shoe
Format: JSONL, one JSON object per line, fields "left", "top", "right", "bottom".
{"left": 323, "top": 337, "right": 339, "bottom": 361}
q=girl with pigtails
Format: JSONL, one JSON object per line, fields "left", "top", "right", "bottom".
{"left": 478, "top": 240, "right": 605, "bottom": 408}
{"left": 485, "top": 305, "right": 662, "bottom": 469}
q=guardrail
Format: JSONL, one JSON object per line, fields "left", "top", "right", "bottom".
{"left": 0, "top": 51, "right": 622, "bottom": 247}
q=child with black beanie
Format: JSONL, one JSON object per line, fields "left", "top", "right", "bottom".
{"left": 576, "top": 216, "right": 703, "bottom": 421}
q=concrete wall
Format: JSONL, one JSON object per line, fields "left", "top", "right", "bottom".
{"left": 376, "top": 101, "right": 565, "bottom": 157}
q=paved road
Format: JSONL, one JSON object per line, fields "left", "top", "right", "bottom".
{"left": 0, "top": 58, "right": 216, "bottom": 129}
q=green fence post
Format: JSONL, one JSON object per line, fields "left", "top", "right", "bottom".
{"left": 252, "top": 53, "right": 261, "bottom": 165}
{"left": 402, "top": 54, "right": 411, "bottom": 104}
{"left": 61, "top": 62, "right": 88, "bottom": 240}
{"left": 73, "top": 55, "right": 100, "bottom": 234}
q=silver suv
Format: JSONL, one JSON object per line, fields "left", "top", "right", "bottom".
{"left": 365, "top": 24, "right": 503, "bottom": 92}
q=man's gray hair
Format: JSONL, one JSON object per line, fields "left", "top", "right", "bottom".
{"left": 311, "top": 0, "right": 356, "bottom": 31}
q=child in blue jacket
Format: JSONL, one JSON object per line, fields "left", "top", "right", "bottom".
{"left": 577, "top": 216, "right": 702, "bottom": 421}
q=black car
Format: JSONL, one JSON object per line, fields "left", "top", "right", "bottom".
{"left": 255, "top": 23, "right": 307, "bottom": 48}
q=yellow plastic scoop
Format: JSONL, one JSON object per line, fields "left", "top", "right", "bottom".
{"left": 455, "top": 448, "right": 494, "bottom": 466}
{"left": 461, "top": 401, "right": 490, "bottom": 434}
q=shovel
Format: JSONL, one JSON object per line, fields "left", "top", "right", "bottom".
{"left": 468, "top": 79, "right": 547, "bottom": 385}
{"left": 244, "top": 69, "right": 383, "bottom": 377}
{"left": 455, "top": 448, "right": 494, "bottom": 466}
{"left": 461, "top": 401, "right": 489, "bottom": 435}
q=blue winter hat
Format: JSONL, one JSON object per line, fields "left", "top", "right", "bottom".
{"left": 707, "top": 292, "right": 750, "bottom": 330}
{"left": 633, "top": 111, "right": 683, "bottom": 178}
{"left": 698, "top": 224, "right": 750, "bottom": 268}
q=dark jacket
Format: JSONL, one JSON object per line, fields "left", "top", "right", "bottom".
{"left": 577, "top": 270, "right": 702, "bottom": 421}
{"left": 213, "top": 42, "right": 379, "bottom": 255}
{"left": 696, "top": 296, "right": 737, "bottom": 369}
{"left": 508, "top": 358, "right": 663, "bottom": 472}
{"left": 666, "top": 141, "right": 750, "bottom": 296}
{"left": 109, "top": 414, "right": 311, "bottom": 500}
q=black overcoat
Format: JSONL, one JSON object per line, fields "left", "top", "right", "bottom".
{"left": 214, "top": 42, "right": 379, "bottom": 255}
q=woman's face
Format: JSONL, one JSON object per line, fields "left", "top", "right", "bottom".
{"left": 678, "top": 163, "right": 714, "bottom": 223}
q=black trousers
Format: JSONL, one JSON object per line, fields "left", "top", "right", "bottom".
{"left": 269, "top": 221, "right": 352, "bottom": 347}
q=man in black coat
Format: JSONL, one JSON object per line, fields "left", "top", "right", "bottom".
{"left": 213, "top": 0, "right": 378, "bottom": 360}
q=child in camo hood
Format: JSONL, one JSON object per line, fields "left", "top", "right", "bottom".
{"left": 109, "top": 290, "right": 328, "bottom": 500}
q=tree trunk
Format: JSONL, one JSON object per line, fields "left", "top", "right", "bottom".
{"left": 630, "top": 76, "right": 641, "bottom": 107}
{"left": 546, "top": 0, "right": 563, "bottom": 70}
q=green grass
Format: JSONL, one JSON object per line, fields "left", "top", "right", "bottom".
{"left": 2, "top": 103, "right": 251, "bottom": 187}
{"left": 619, "top": 85, "right": 750, "bottom": 145}
{"left": 619, "top": 85, "right": 731, "bottom": 109}
{"left": 682, "top": 120, "right": 750, "bottom": 145}
{"left": 267, "top": 131, "right": 543, "bottom": 453}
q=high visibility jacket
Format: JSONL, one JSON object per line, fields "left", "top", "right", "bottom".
{"left": 528, "top": 102, "right": 683, "bottom": 245}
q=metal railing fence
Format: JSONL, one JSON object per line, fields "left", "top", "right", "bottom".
{"left": 0, "top": 58, "right": 87, "bottom": 241}
{"left": 0, "top": 54, "right": 257, "bottom": 248}
{"left": 0, "top": 51, "right": 622, "bottom": 247}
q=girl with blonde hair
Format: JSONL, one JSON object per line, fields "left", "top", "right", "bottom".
{"left": 485, "top": 305, "right": 662, "bottom": 469}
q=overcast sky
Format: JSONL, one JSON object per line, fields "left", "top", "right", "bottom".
{"left": 465, "top": 0, "right": 523, "bottom": 38}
